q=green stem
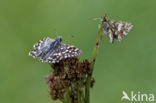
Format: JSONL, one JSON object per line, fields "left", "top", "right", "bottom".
{"left": 64, "top": 88, "right": 72, "bottom": 103}
{"left": 60, "top": 99, "right": 66, "bottom": 103}
{"left": 81, "top": 89, "right": 85, "bottom": 103}
{"left": 78, "top": 88, "right": 82, "bottom": 103}
{"left": 85, "top": 15, "right": 106, "bottom": 103}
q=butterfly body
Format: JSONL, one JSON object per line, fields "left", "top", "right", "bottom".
{"left": 103, "top": 17, "right": 133, "bottom": 43}
{"left": 29, "top": 36, "right": 81, "bottom": 63}
{"left": 40, "top": 37, "right": 62, "bottom": 61}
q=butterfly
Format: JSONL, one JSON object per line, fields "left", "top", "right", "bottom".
{"left": 102, "top": 14, "right": 133, "bottom": 43}
{"left": 29, "top": 36, "right": 81, "bottom": 63}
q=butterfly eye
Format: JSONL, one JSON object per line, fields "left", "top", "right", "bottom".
{"left": 56, "top": 36, "right": 62, "bottom": 42}
{"left": 59, "top": 37, "right": 62, "bottom": 42}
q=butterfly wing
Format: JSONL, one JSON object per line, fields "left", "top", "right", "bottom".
{"left": 103, "top": 20, "right": 133, "bottom": 43}
{"left": 113, "top": 21, "right": 133, "bottom": 40}
{"left": 47, "top": 43, "right": 81, "bottom": 63}
{"left": 29, "top": 37, "right": 55, "bottom": 60}
{"left": 103, "top": 20, "right": 115, "bottom": 43}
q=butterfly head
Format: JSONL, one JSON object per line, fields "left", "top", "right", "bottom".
{"left": 102, "top": 14, "right": 110, "bottom": 32}
{"left": 55, "top": 36, "right": 62, "bottom": 42}
{"left": 102, "top": 13, "right": 107, "bottom": 22}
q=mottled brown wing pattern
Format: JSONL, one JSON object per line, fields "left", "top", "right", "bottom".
{"left": 112, "top": 21, "right": 133, "bottom": 41}
{"left": 103, "top": 19, "right": 133, "bottom": 43}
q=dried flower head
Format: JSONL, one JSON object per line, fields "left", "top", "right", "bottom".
{"left": 45, "top": 57, "right": 93, "bottom": 102}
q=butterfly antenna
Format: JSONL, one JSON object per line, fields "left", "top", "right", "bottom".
{"left": 93, "top": 18, "right": 101, "bottom": 21}
{"left": 68, "top": 34, "right": 75, "bottom": 38}
{"left": 54, "top": 29, "right": 58, "bottom": 37}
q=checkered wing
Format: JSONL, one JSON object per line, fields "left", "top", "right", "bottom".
{"left": 29, "top": 37, "right": 55, "bottom": 59}
{"left": 47, "top": 43, "right": 81, "bottom": 63}
{"left": 112, "top": 21, "right": 133, "bottom": 41}
{"left": 103, "top": 20, "right": 133, "bottom": 43}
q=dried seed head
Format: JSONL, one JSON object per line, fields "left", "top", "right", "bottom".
{"left": 46, "top": 57, "right": 93, "bottom": 102}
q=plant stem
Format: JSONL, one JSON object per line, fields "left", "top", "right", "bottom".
{"left": 67, "top": 92, "right": 72, "bottom": 103}
{"left": 64, "top": 88, "right": 72, "bottom": 103}
{"left": 85, "top": 14, "right": 106, "bottom": 103}
{"left": 60, "top": 99, "right": 66, "bottom": 103}
{"left": 78, "top": 88, "right": 82, "bottom": 103}
{"left": 81, "top": 89, "right": 85, "bottom": 103}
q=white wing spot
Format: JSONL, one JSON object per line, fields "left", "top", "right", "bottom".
{"left": 123, "top": 31, "right": 128, "bottom": 36}
{"left": 118, "top": 35, "right": 122, "bottom": 41}
{"left": 118, "top": 23, "right": 123, "bottom": 32}
{"left": 74, "top": 48, "right": 78, "bottom": 51}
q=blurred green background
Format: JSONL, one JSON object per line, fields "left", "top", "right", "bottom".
{"left": 0, "top": 0, "right": 156, "bottom": 103}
